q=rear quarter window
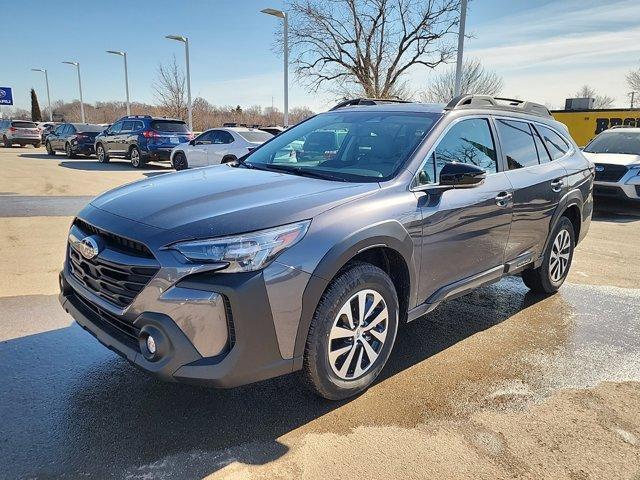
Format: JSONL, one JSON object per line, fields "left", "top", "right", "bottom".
{"left": 151, "top": 120, "right": 189, "bottom": 133}
{"left": 496, "top": 119, "right": 540, "bottom": 170}
{"left": 538, "top": 125, "right": 571, "bottom": 160}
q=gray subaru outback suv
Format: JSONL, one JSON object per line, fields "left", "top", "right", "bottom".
{"left": 59, "top": 95, "right": 594, "bottom": 400}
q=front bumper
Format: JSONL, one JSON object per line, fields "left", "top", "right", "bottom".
{"left": 593, "top": 168, "right": 640, "bottom": 202}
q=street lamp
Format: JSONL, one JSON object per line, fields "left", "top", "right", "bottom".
{"left": 106, "top": 50, "right": 130, "bottom": 115}
{"left": 165, "top": 34, "right": 192, "bottom": 130}
{"left": 62, "top": 61, "right": 85, "bottom": 123}
{"left": 30, "top": 68, "right": 52, "bottom": 121}
{"left": 261, "top": 8, "right": 289, "bottom": 127}
{"left": 453, "top": 0, "right": 468, "bottom": 98}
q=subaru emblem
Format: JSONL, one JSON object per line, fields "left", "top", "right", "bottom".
{"left": 79, "top": 236, "right": 100, "bottom": 260}
{"left": 595, "top": 165, "right": 605, "bottom": 172}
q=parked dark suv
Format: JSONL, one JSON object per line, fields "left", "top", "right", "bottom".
{"left": 59, "top": 95, "right": 594, "bottom": 400}
{"left": 45, "top": 123, "right": 104, "bottom": 158}
{"left": 94, "top": 115, "right": 192, "bottom": 168}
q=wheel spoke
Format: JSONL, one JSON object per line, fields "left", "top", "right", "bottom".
{"left": 329, "top": 326, "right": 354, "bottom": 341}
{"left": 358, "top": 291, "right": 367, "bottom": 325}
{"left": 363, "top": 308, "right": 387, "bottom": 332}
{"left": 369, "top": 327, "right": 387, "bottom": 343}
{"left": 338, "top": 344, "right": 358, "bottom": 378}
{"left": 352, "top": 346, "right": 365, "bottom": 378}
{"left": 329, "top": 345, "right": 352, "bottom": 365}
{"left": 337, "top": 302, "right": 355, "bottom": 329}
{"left": 360, "top": 337, "right": 379, "bottom": 365}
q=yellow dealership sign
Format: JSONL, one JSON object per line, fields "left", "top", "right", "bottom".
{"left": 551, "top": 109, "right": 640, "bottom": 147}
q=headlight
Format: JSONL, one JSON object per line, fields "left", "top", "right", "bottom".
{"left": 171, "top": 220, "right": 310, "bottom": 272}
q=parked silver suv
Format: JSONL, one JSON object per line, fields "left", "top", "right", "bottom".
{"left": 0, "top": 119, "right": 42, "bottom": 147}
{"left": 59, "top": 95, "right": 594, "bottom": 400}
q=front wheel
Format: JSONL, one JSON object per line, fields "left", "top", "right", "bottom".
{"left": 172, "top": 152, "right": 188, "bottom": 171}
{"left": 522, "top": 216, "right": 575, "bottom": 294}
{"left": 2, "top": 136, "right": 12, "bottom": 147}
{"left": 96, "top": 144, "right": 109, "bottom": 163}
{"left": 45, "top": 141, "right": 55, "bottom": 156}
{"left": 65, "top": 143, "right": 75, "bottom": 159}
{"left": 302, "top": 262, "right": 399, "bottom": 400}
{"left": 221, "top": 155, "right": 237, "bottom": 164}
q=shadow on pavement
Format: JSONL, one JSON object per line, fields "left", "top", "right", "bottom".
{"left": 58, "top": 160, "right": 173, "bottom": 173}
{"left": 0, "top": 278, "right": 550, "bottom": 479}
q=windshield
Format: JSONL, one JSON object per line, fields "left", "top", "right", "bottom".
{"left": 150, "top": 120, "right": 189, "bottom": 133}
{"left": 584, "top": 131, "right": 640, "bottom": 155}
{"left": 243, "top": 111, "right": 441, "bottom": 182}
{"left": 238, "top": 130, "right": 273, "bottom": 143}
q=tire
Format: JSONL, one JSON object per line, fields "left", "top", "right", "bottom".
{"left": 130, "top": 146, "right": 144, "bottom": 168}
{"left": 34, "top": 142, "right": 42, "bottom": 148}
{"left": 65, "top": 143, "right": 76, "bottom": 159}
{"left": 221, "top": 155, "right": 237, "bottom": 164}
{"left": 2, "top": 136, "right": 11, "bottom": 148}
{"left": 172, "top": 152, "right": 188, "bottom": 171}
{"left": 96, "top": 144, "right": 109, "bottom": 163}
{"left": 302, "top": 262, "right": 399, "bottom": 400}
{"left": 522, "top": 216, "right": 575, "bottom": 294}
{"left": 45, "top": 141, "right": 55, "bottom": 156}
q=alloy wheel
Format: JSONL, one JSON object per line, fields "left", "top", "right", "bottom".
{"left": 549, "top": 229, "right": 571, "bottom": 283}
{"left": 328, "top": 288, "right": 388, "bottom": 380}
{"left": 131, "top": 149, "right": 140, "bottom": 167}
{"left": 97, "top": 146, "right": 104, "bottom": 161}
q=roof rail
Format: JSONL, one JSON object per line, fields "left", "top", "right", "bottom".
{"left": 444, "top": 94, "right": 552, "bottom": 118}
{"left": 609, "top": 124, "right": 637, "bottom": 130}
{"left": 330, "top": 98, "right": 410, "bottom": 110}
{"left": 121, "top": 115, "right": 152, "bottom": 119}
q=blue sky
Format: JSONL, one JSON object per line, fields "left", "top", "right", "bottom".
{"left": 2, "top": 0, "right": 639, "bottom": 113}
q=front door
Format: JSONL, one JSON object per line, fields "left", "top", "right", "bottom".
{"left": 104, "top": 121, "right": 123, "bottom": 154}
{"left": 414, "top": 117, "right": 513, "bottom": 303}
{"left": 188, "top": 130, "right": 214, "bottom": 167}
{"left": 206, "top": 130, "right": 234, "bottom": 165}
{"left": 494, "top": 118, "right": 567, "bottom": 262}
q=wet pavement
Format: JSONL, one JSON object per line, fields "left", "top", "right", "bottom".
{"left": 1, "top": 277, "right": 639, "bottom": 479}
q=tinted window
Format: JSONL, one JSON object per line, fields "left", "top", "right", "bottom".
{"left": 538, "top": 125, "right": 571, "bottom": 160}
{"left": 67, "top": 125, "right": 77, "bottom": 134}
{"left": 237, "top": 130, "right": 273, "bottom": 143}
{"left": 245, "top": 111, "right": 440, "bottom": 182}
{"left": 427, "top": 118, "right": 497, "bottom": 183}
{"left": 584, "top": 131, "right": 640, "bottom": 156}
{"left": 150, "top": 120, "right": 189, "bottom": 133}
{"left": 532, "top": 126, "right": 551, "bottom": 163}
{"left": 134, "top": 121, "right": 144, "bottom": 131}
{"left": 496, "top": 119, "right": 540, "bottom": 170}
{"left": 11, "top": 121, "right": 37, "bottom": 128}
{"left": 213, "top": 131, "right": 234, "bottom": 144}
{"left": 195, "top": 130, "right": 215, "bottom": 144}
{"left": 121, "top": 120, "right": 135, "bottom": 132}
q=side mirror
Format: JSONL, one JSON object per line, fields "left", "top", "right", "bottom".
{"left": 189, "top": 139, "right": 196, "bottom": 146}
{"left": 439, "top": 162, "right": 486, "bottom": 188}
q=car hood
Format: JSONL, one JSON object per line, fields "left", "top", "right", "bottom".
{"left": 90, "top": 165, "right": 378, "bottom": 238}
{"left": 582, "top": 152, "right": 640, "bottom": 166}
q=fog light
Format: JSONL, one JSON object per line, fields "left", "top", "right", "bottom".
{"left": 146, "top": 335, "right": 157, "bottom": 355}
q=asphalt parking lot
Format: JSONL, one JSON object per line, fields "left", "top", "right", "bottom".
{"left": 1, "top": 146, "right": 639, "bottom": 479}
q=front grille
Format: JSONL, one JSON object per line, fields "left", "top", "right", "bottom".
{"left": 69, "top": 219, "right": 159, "bottom": 308}
{"left": 74, "top": 218, "right": 154, "bottom": 258}
{"left": 594, "top": 185, "right": 623, "bottom": 197}
{"left": 71, "top": 289, "right": 140, "bottom": 350}
{"left": 594, "top": 164, "right": 628, "bottom": 182}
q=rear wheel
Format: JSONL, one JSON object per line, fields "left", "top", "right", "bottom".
{"left": 96, "top": 144, "right": 109, "bottom": 163}
{"left": 522, "top": 216, "right": 575, "bottom": 294}
{"left": 34, "top": 142, "right": 42, "bottom": 148}
{"left": 221, "top": 155, "right": 237, "bottom": 164}
{"left": 172, "top": 152, "right": 188, "bottom": 171}
{"left": 2, "top": 136, "right": 11, "bottom": 148}
{"left": 45, "top": 141, "right": 55, "bottom": 156}
{"left": 130, "top": 146, "right": 144, "bottom": 168}
{"left": 65, "top": 143, "right": 75, "bottom": 159}
{"left": 302, "top": 262, "right": 399, "bottom": 400}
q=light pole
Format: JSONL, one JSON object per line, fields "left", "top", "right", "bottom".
{"left": 453, "top": 0, "right": 468, "bottom": 98}
{"left": 31, "top": 68, "right": 52, "bottom": 121}
{"left": 261, "top": 8, "right": 289, "bottom": 127}
{"left": 62, "top": 61, "right": 85, "bottom": 123}
{"left": 107, "top": 50, "right": 130, "bottom": 115}
{"left": 165, "top": 35, "right": 192, "bottom": 130}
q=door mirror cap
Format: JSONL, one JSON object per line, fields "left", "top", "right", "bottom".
{"left": 189, "top": 139, "right": 196, "bottom": 146}
{"left": 439, "top": 162, "right": 486, "bottom": 188}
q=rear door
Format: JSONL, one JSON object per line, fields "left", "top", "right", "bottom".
{"left": 116, "top": 120, "right": 136, "bottom": 155}
{"left": 495, "top": 118, "right": 567, "bottom": 263}
{"left": 50, "top": 124, "right": 65, "bottom": 150}
{"left": 414, "top": 117, "right": 513, "bottom": 303}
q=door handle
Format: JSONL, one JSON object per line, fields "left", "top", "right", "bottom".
{"left": 495, "top": 191, "right": 512, "bottom": 207}
{"left": 551, "top": 179, "right": 563, "bottom": 193}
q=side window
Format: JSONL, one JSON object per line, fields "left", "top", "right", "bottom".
{"left": 218, "top": 131, "right": 234, "bottom": 144}
{"left": 495, "top": 119, "right": 540, "bottom": 170}
{"left": 120, "top": 120, "right": 135, "bottom": 132}
{"left": 538, "top": 125, "right": 571, "bottom": 161}
{"left": 532, "top": 125, "right": 551, "bottom": 163}
{"left": 109, "top": 122, "right": 122, "bottom": 134}
{"left": 67, "top": 125, "right": 77, "bottom": 135}
{"left": 425, "top": 118, "right": 497, "bottom": 184}
{"left": 54, "top": 125, "right": 65, "bottom": 135}
{"left": 134, "top": 121, "right": 144, "bottom": 131}
{"left": 196, "top": 131, "right": 215, "bottom": 144}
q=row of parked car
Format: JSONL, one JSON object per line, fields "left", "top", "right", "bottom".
{"left": 0, "top": 115, "right": 282, "bottom": 170}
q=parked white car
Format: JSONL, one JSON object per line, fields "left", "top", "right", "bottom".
{"left": 170, "top": 127, "right": 273, "bottom": 170}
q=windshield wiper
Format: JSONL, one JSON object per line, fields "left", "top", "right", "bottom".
{"left": 246, "top": 163, "right": 348, "bottom": 182}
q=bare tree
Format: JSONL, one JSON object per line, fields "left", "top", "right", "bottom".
{"left": 153, "top": 56, "right": 187, "bottom": 119}
{"left": 286, "top": 0, "right": 461, "bottom": 99}
{"left": 422, "top": 58, "right": 503, "bottom": 103}
{"left": 627, "top": 65, "right": 640, "bottom": 95}
{"left": 573, "top": 85, "right": 615, "bottom": 109}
